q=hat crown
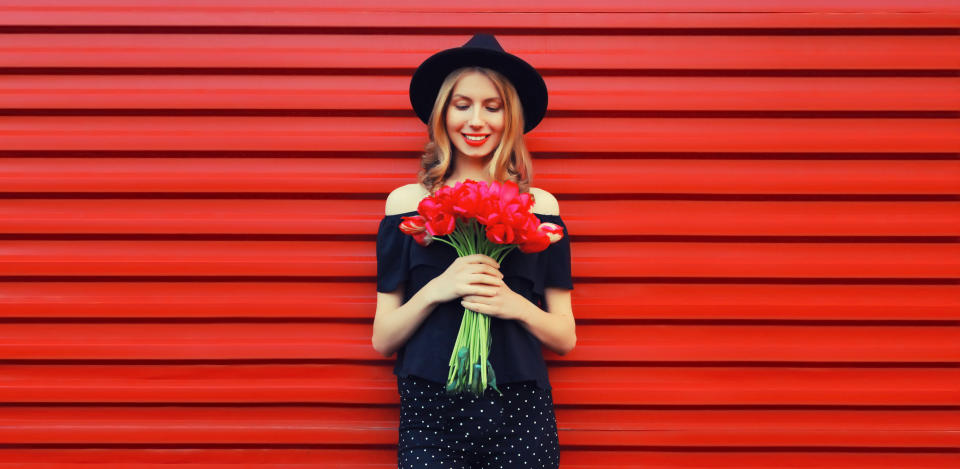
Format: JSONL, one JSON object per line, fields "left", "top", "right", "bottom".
{"left": 461, "top": 33, "right": 505, "bottom": 53}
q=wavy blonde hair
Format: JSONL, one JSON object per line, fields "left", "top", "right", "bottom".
{"left": 417, "top": 66, "right": 534, "bottom": 195}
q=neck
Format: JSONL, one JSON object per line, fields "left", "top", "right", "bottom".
{"left": 447, "top": 151, "right": 494, "bottom": 185}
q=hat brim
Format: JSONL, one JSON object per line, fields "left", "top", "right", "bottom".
{"left": 409, "top": 46, "right": 548, "bottom": 134}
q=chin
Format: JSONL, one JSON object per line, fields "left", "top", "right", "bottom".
{"left": 455, "top": 146, "right": 496, "bottom": 159}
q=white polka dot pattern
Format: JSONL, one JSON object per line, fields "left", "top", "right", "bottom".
{"left": 397, "top": 375, "right": 560, "bottom": 468}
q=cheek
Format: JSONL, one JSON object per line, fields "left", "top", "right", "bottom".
{"left": 490, "top": 114, "right": 505, "bottom": 132}
{"left": 446, "top": 110, "right": 466, "bottom": 129}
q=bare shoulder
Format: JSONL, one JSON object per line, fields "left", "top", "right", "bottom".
{"left": 385, "top": 183, "right": 429, "bottom": 215}
{"left": 529, "top": 187, "right": 560, "bottom": 215}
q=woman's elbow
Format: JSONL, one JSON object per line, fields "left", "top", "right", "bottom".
{"left": 554, "top": 334, "right": 577, "bottom": 356}
{"left": 565, "top": 334, "right": 577, "bottom": 355}
{"left": 371, "top": 333, "right": 395, "bottom": 358}
{"left": 559, "top": 318, "right": 577, "bottom": 355}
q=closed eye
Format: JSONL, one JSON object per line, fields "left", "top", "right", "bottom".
{"left": 452, "top": 103, "right": 501, "bottom": 112}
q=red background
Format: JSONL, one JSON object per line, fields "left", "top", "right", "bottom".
{"left": 1, "top": 1, "right": 959, "bottom": 467}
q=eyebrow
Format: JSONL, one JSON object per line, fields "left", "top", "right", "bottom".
{"left": 451, "top": 94, "right": 502, "bottom": 102}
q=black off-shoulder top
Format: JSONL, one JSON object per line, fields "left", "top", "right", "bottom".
{"left": 376, "top": 210, "right": 574, "bottom": 391}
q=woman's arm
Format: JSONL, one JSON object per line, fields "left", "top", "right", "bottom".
{"left": 519, "top": 188, "right": 576, "bottom": 354}
{"left": 517, "top": 288, "right": 576, "bottom": 355}
{"left": 460, "top": 285, "right": 576, "bottom": 356}
{"left": 372, "top": 285, "right": 440, "bottom": 358}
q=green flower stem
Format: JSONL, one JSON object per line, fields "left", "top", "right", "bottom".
{"left": 473, "top": 219, "right": 481, "bottom": 254}
{"left": 430, "top": 236, "right": 464, "bottom": 256}
{"left": 480, "top": 314, "right": 488, "bottom": 386}
{"left": 447, "top": 306, "right": 469, "bottom": 382}
{"left": 467, "top": 218, "right": 477, "bottom": 253}
{"left": 447, "top": 226, "right": 466, "bottom": 253}
{"left": 461, "top": 223, "right": 473, "bottom": 252}
{"left": 435, "top": 218, "right": 511, "bottom": 396}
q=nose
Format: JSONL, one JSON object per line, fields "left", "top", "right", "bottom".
{"left": 468, "top": 107, "right": 484, "bottom": 128}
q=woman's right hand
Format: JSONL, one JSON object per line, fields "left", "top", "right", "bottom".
{"left": 426, "top": 254, "right": 504, "bottom": 305}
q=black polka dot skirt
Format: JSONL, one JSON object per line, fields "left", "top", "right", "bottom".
{"left": 397, "top": 374, "right": 560, "bottom": 469}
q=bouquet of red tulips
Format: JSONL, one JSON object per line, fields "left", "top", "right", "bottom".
{"left": 398, "top": 179, "right": 564, "bottom": 396}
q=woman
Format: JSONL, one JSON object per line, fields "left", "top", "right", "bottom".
{"left": 372, "top": 33, "right": 576, "bottom": 469}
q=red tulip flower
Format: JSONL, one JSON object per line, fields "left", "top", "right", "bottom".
{"left": 485, "top": 223, "right": 516, "bottom": 244}
{"left": 399, "top": 215, "right": 432, "bottom": 246}
{"left": 538, "top": 222, "right": 564, "bottom": 243}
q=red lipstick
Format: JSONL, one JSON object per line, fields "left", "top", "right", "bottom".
{"left": 462, "top": 133, "right": 490, "bottom": 146}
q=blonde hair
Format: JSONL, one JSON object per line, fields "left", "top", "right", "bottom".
{"left": 417, "top": 66, "right": 534, "bottom": 195}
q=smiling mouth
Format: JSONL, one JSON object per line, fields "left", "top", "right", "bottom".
{"left": 462, "top": 133, "right": 490, "bottom": 146}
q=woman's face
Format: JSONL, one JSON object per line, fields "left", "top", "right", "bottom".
{"left": 445, "top": 71, "right": 505, "bottom": 160}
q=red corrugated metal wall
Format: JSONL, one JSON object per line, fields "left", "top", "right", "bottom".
{"left": 2, "top": 1, "right": 959, "bottom": 467}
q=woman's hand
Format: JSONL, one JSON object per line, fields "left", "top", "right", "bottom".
{"left": 461, "top": 269, "right": 531, "bottom": 323}
{"left": 425, "top": 254, "right": 503, "bottom": 305}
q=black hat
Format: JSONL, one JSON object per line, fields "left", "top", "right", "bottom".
{"left": 409, "top": 33, "right": 548, "bottom": 134}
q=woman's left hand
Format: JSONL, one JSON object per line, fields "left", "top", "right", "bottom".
{"left": 461, "top": 274, "right": 530, "bottom": 322}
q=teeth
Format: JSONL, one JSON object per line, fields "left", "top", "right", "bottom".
{"left": 464, "top": 134, "right": 488, "bottom": 141}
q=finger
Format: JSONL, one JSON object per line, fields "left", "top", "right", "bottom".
{"left": 468, "top": 265, "right": 503, "bottom": 279}
{"left": 469, "top": 273, "right": 501, "bottom": 286}
{"left": 465, "top": 261, "right": 502, "bottom": 274}
{"left": 461, "top": 299, "right": 486, "bottom": 313}
{"left": 482, "top": 255, "right": 501, "bottom": 269}
{"left": 464, "top": 254, "right": 500, "bottom": 269}
{"left": 464, "top": 284, "right": 493, "bottom": 296}
{"left": 486, "top": 266, "right": 504, "bottom": 279}
{"left": 480, "top": 273, "right": 504, "bottom": 286}
{"left": 471, "top": 285, "right": 499, "bottom": 297}
{"left": 463, "top": 295, "right": 484, "bottom": 304}
{"left": 462, "top": 253, "right": 489, "bottom": 263}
